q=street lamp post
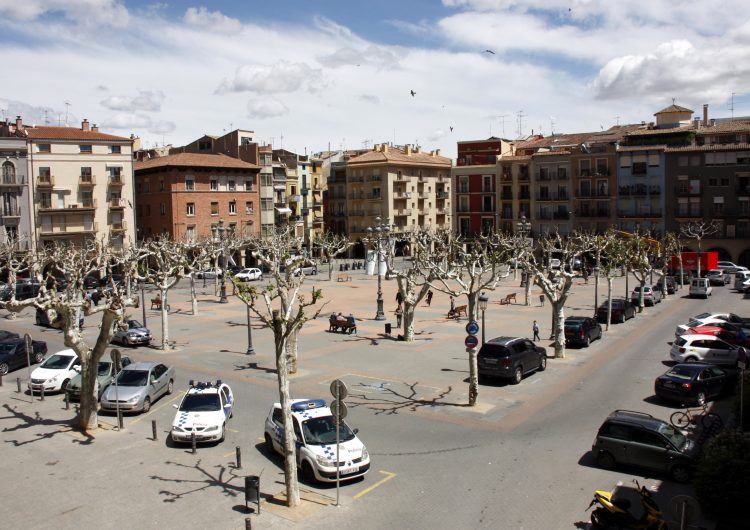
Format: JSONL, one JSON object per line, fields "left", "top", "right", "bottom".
{"left": 367, "top": 217, "right": 390, "bottom": 321}
{"left": 140, "top": 280, "right": 147, "bottom": 327}
{"left": 516, "top": 214, "right": 530, "bottom": 287}
{"left": 245, "top": 303, "right": 255, "bottom": 355}
{"left": 478, "top": 292, "right": 489, "bottom": 345}
{"left": 214, "top": 219, "right": 229, "bottom": 304}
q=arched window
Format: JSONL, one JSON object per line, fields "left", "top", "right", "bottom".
{"left": 2, "top": 161, "right": 15, "bottom": 183}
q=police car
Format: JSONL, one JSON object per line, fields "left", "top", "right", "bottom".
{"left": 263, "top": 398, "right": 370, "bottom": 483}
{"left": 170, "top": 380, "right": 233, "bottom": 444}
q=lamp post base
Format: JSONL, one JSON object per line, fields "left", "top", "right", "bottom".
{"left": 219, "top": 283, "right": 228, "bottom": 304}
{"left": 246, "top": 347, "right": 255, "bottom": 355}
{"left": 375, "top": 298, "right": 386, "bottom": 321}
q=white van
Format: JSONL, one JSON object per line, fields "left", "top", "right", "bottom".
{"left": 689, "top": 278, "right": 712, "bottom": 299}
{"left": 734, "top": 270, "right": 750, "bottom": 290}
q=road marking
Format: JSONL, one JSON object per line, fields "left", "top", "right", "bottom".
{"left": 226, "top": 427, "right": 239, "bottom": 433}
{"left": 353, "top": 470, "right": 396, "bottom": 500}
{"left": 222, "top": 451, "right": 235, "bottom": 458}
{"left": 129, "top": 392, "right": 184, "bottom": 425}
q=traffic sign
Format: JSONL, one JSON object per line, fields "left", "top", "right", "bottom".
{"left": 464, "top": 335, "right": 479, "bottom": 349}
{"left": 330, "top": 400, "right": 348, "bottom": 422}
{"left": 465, "top": 320, "right": 480, "bottom": 336}
{"left": 330, "top": 379, "right": 348, "bottom": 400}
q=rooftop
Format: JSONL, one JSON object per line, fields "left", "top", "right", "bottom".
{"left": 347, "top": 144, "right": 451, "bottom": 167}
{"left": 135, "top": 152, "right": 260, "bottom": 171}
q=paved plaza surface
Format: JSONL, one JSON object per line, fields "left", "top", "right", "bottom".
{"left": 0, "top": 265, "right": 740, "bottom": 529}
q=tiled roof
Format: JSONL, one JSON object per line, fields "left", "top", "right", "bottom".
{"left": 514, "top": 126, "right": 638, "bottom": 151}
{"left": 655, "top": 104, "right": 693, "bottom": 114}
{"left": 665, "top": 143, "right": 750, "bottom": 153}
{"left": 532, "top": 150, "right": 571, "bottom": 157}
{"left": 617, "top": 145, "right": 667, "bottom": 152}
{"left": 135, "top": 152, "right": 260, "bottom": 171}
{"left": 625, "top": 125, "right": 696, "bottom": 136}
{"left": 497, "top": 155, "right": 531, "bottom": 161}
{"left": 348, "top": 147, "right": 452, "bottom": 167}
{"left": 25, "top": 126, "right": 130, "bottom": 142}
{"left": 695, "top": 120, "right": 750, "bottom": 134}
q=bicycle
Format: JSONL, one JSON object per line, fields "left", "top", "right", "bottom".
{"left": 669, "top": 404, "right": 723, "bottom": 430}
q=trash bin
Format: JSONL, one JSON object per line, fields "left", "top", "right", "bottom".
{"left": 245, "top": 475, "right": 260, "bottom": 513}
{"left": 339, "top": 264, "right": 343, "bottom": 271}
{"left": 385, "top": 323, "right": 392, "bottom": 335}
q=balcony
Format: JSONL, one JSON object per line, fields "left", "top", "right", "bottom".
{"left": 109, "top": 198, "right": 125, "bottom": 209}
{"left": 436, "top": 191, "right": 449, "bottom": 199}
{"left": 553, "top": 211, "right": 570, "bottom": 220}
{"left": 349, "top": 175, "right": 364, "bottom": 182}
{"left": 501, "top": 172, "right": 513, "bottom": 182}
{"left": 367, "top": 174, "right": 382, "bottom": 182}
{"left": 675, "top": 186, "right": 701, "bottom": 196}
{"left": 578, "top": 209, "right": 610, "bottom": 218}
{"left": 393, "top": 209, "right": 412, "bottom": 217}
{"left": 437, "top": 175, "right": 447, "bottom": 183}
{"left": 618, "top": 209, "right": 663, "bottom": 218}
{"left": 349, "top": 211, "right": 366, "bottom": 217}
{"left": 593, "top": 169, "right": 610, "bottom": 177}
{"left": 1, "top": 204, "right": 21, "bottom": 217}
{"left": 393, "top": 191, "right": 411, "bottom": 199}
{"left": 108, "top": 175, "right": 124, "bottom": 186}
{"left": 418, "top": 192, "right": 429, "bottom": 199}
{"left": 396, "top": 173, "right": 409, "bottom": 181}
{"left": 0, "top": 175, "right": 21, "bottom": 187}
{"left": 289, "top": 194, "right": 300, "bottom": 202}
{"left": 79, "top": 175, "right": 96, "bottom": 187}
{"left": 40, "top": 222, "right": 98, "bottom": 236}
{"left": 37, "top": 175, "right": 54, "bottom": 187}
{"left": 535, "top": 192, "right": 569, "bottom": 201}
{"left": 619, "top": 185, "right": 660, "bottom": 196}
{"left": 579, "top": 169, "right": 591, "bottom": 177}
{"left": 519, "top": 192, "right": 531, "bottom": 200}
{"left": 436, "top": 208, "right": 448, "bottom": 215}
{"left": 111, "top": 220, "right": 128, "bottom": 232}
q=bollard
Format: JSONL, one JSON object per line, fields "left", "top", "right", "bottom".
{"left": 191, "top": 431, "right": 197, "bottom": 454}
{"left": 117, "top": 410, "right": 123, "bottom": 430}
{"left": 40, "top": 385, "right": 45, "bottom": 401}
{"left": 17, "top": 377, "right": 21, "bottom": 393}
{"left": 152, "top": 420, "right": 158, "bottom": 441}
{"left": 0, "top": 372, "right": 3, "bottom": 386}
{"left": 64, "top": 392, "right": 70, "bottom": 410}
{"left": 245, "top": 517, "right": 252, "bottom": 530}
{"left": 236, "top": 446, "right": 242, "bottom": 469}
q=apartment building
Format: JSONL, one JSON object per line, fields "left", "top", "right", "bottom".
{"left": 258, "top": 146, "right": 274, "bottom": 236}
{"left": 1, "top": 117, "right": 136, "bottom": 249}
{"left": 133, "top": 153, "right": 260, "bottom": 244}
{"left": 0, "top": 134, "right": 32, "bottom": 249}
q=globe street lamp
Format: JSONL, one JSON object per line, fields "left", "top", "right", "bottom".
{"left": 478, "top": 291, "right": 489, "bottom": 345}
{"left": 367, "top": 217, "right": 390, "bottom": 321}
{"left": 516, "top": 214, "right": 531, "bottom": 287}
{"left": 212, "top": 219, "right": 229, "bottom": 304}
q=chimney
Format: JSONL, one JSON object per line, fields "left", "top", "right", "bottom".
{"left": 91, "top": 123, "right": 99, "bottom": 132}
{"left": 81, "top": 119, "right": 90, "bottom": 132}
{"left": 373, "top": 143, "right": 380, "bottom": 151}
{"left": 703, "top": 104, "right": 708, "bottom": 126}
{"left": 15, "top": 116, "right": 23, "bottom": 131}
{"left": 693, "top": 117, "right": 700, "bottom": 127}
{"left": 415, "top": 146, "right": 421, "bottom": 153}
{"left": 382, "top": 144, "right": 388, "bottom": 153}
{"left": 434, "top": 149, "right": 441, "bottom": 157}
{"left": 710, "top": 118, "right": 716, "bottom": 127}
{"left": 405, "top": 144, "right": 412, "bottom": 155}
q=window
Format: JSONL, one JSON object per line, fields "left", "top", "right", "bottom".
{"left": 186, "top": 203, "right": 195, "bottom": 216}
{"left": 228, "top": 179, "right": 236, "bottom": 191}
{"left": 678, "top": 156, "right": 688, "bottom": 167}
{"left": 483, "top": 196, "right": 493, "bottom": 212}
{"left": 210, "top": 179, "right": 218, "bottom": 191}
{"left": 245, "top": 179, "right": 253, "bottom": 191}
{"left": 79, "top": 144, "right": 92, "bottom": 154}
{"left": 483, "top": 175, "right": 492, "bottom": 192}
{"left": 160, "top": 202, "right": 166, "bottom": 215}
{"left": 146, "top": 204, "right": 151, "bottom": 216}
{"left": 186, "top": 225, "right": 195, "bottom": 242}
{"left": 459, "top": 196, "right": 469, "bottom": 212}
{"left": 579, "top": 159, "right": 591, "bottom": 176}
{"left": 459, "top": 176, "right": 469, "bottom": 193}
{"left": 211, "top": 202, "right": 219, "bottom": 215}
{"left": 459, "top": 217, "right": 470, "bottom": 236}
{"left": 229, "top": 201, "right": 236, "bottom": 215}
{"left": 110, "top": 145, "right": 121, "bottom": 154}
{"left": 185, "top": 177, "right": 194, "bottom": 191}
{"left": 261, "top": 198, "right": 273, "bottom": 211}
{"left": 37, "top": 143, "right": 50, "bottom": 153}
{"left": 159, "top": 179, "right": 165, "bottom": 191}
{"left": 372, "top": 188, "right": 381, "bottom": 199}
{"left": 595, "top": 159, "right": 608, "bottom": 175}
{"left": 245, "top": 201, "right": 254, "bottom": 213}
{"left": 557, "top": 167, "right": 567, "bottom": 179}
{"left": 81, "top": 167, "right": 92, "bottom": 179}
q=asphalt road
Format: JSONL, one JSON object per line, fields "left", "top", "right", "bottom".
{"left": 0, "top": 275, "right": 742, "bottom": 529}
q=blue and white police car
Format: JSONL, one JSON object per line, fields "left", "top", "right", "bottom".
{"left": 170, "top": 380, "right": 233, "bottom": 444}
{"left": 263, "top": 398, "right": 370, "bottom": 483}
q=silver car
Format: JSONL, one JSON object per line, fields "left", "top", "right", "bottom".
{"left": 111, "top": 320, "right": 152, "bottom": 347}
{"left": 66, "top": 356, "right": 132, "bottom": 400}
{"left": 100, "top": 361, "right": 175, "bottom": 413}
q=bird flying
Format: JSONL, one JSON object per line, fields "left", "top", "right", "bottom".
{"left": 483, "top": 49, "right": 496, "bottom": 55}
{"left": 449, "top": 126, "right": 454, "bottom": 132}
{"left": 410, "top": 90, "right": 416, "bottom": 97}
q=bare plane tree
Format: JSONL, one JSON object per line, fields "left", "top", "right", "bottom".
{"left": 315, "top": 232, "right": 352, "bottom": 281}
{"left": 680, "top": 220, "right": 719, "bottom": 277}
{"left": 236, "top": 227, "right": 325, "bottom": 507}
{"left": 598, "top": 232, "right": 629, "bottom": 330}
{"left": 627, "top": 231, "right": 660, "bottom": 313}
{"left": 0, "top": 236, "right": 35, "bottom": 320}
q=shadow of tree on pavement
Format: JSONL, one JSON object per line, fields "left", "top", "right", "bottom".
{"left": 0, "top": 403, "right": 93, "bottom": 445}
{"left": 347, "top": 381, "right": 470, "bottom": 414}
{"left": 149, "top": 459, "right": 244, "bottom": 503}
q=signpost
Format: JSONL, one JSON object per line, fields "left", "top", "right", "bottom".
{"left": 111, "top": 349, "right": 123, "bottom": 430}
{"left": 330, "top": 378, "right": 349, "bottom": 507}
{"left": 465, "top": 320, "right": 480, "bottom": 336}
{"left": 465, "top": 318, "right": 480, "bottom": 405}
{"left": 464, "top": 335, "right": 479, "bottom": 349}
{"left": 24, "top": 333, "right": 33, "bottom": 403}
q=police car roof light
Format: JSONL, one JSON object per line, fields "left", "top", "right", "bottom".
{"left": 216, "top": 380, "right": 222, "bottom": 386}
{"left": 189, "top": 379, "right": 195, "bottom": 387}
{"left": 291, "top": 399, "right": 326, "bottom": 411}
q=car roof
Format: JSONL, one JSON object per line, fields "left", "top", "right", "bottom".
{"left": 274, "top": 398, "right": 333, "bottom": 420}
{"left": 666, "top": 363, "right": 714, "bottom": 374}
{"left": 49, "top": 348, "right": 76, "bottom": 358}
{"left": 485, "top": 336, "right": 525, "bottom": 346}
{"left": 565, "top": 316, "right": 590, "bottom": 322}
{"left": 680, "top": 334, "right": 731, "bottom": 342}
{"left": 123, "top": 361, "right": 161, "bottom": 371}
{"left": 606, "top": 410, "right": 666, "bottom": 430}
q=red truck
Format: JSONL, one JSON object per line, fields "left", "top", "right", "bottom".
{"left": 670, "top": 252, "right": 718, "bottom": 273}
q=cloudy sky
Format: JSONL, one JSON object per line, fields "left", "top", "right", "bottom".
{"left": 1, "top": 0, "right": 749, "bottom": 158}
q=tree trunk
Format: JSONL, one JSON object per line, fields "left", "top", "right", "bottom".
{"left": 191, "top": 276, "right": 198, "bottom": 315}
{"left": 78, "top": 353, "right": 99, "bottom": 431}
{"left": 606, "top": 278, "right": 613, "bottom": 330}
{"left": 286, "top": 329, "right": 298, "bottom": 374}
{"left": 275, "top": 336, "right": 300, "bottom": 507}
{"left": 160, "top": 288, "right": 170, "bottom": 350}
{"left": 468, "top": 346, "right": 478, "bottom": 406}
{"left": 551, "top": 300, "right": 566, "bottom": 358}
{"left": 524, "top": 271, "right": 533, "bottom": 306}
{"left": 328, "top": 259, "right": 334, "bottom": 281}
{"left": 402, "top": 302, "right": 416, "bottom": 341}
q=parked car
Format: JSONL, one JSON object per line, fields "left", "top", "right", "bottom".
{"left": 706, "top": 269, "right": 730, "bottom": 286}
{"left": 717, "top": 261, "right": 747, "bottom": 274}
{"left": 195, "top": 268, "right": 223, "bottom": 279}
{"left": 0, "top": 330, "right": 20, "bottom": 341}
{"left": 83, "top": 273, "right": 101, "bottom": 289}
{"left": 734, "top": 270, "right": 750, "bottom": 290}
{"left": 99, "top": 361, "right": 175, "bottom": 413}
{"left": 654, "top": 363, "right": 729, "bottom": 406}
{"left": 111, "top": 319, "right": 152, "bottom": 347}
{"left": 36, "top": 308, "right": 82, "bottom": 328}
{"left": 0, "top": 338, "right": 47, "bottom": 375}
{"left": 669, "top": 334, "right": 739, "bottom": 365}
{"left": 689, "top": 277, "right": 712, "bottom": 299}
{"left": 672, "top": 271, "right": 692, "bottom": 285}
{"left": 28, "top": 349, "right": 80, "bottom": 393}
{"left": 685, "top": 325, "right": 750, "bottom": 347}
{"left": 0, "top": 282, "right": 11, "bottom": 301}
{"left": 15, "top": 279, "right": 40, "bottom": 300}
{"left": 65, "top": 356, "right": 132, "bottom": 400}
{"left": 676, "top": 312, "right": 750, "bottom": 337}
{"left": 233, "top": 268, "right": 262, "bottom": 282}
{"left": 653, "top": 276, "right": 676, "bottom": 295}
{"left": 564, "top": 316, "right": 602, "bottom": 347}
{"left": 477, "top": 336, "right": 547, "bottom": 384}
{"left": 596, "top": 299, "right": 636, "bottom": 324}
{"left": 293, "top": 263, "right": 318, "bottom": 276}
{"left": 630, "top": 285, "right": 662, "bottom": 306}
{"left": 170, "top": 380, "right": 234, "bottom": 444}
{"left": 264, "top": 398, "right": 370, "bottom": 483}
{"left": 592, "top": 410, "right": 697, "bottom": 483}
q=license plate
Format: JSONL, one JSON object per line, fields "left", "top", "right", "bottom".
{"left": 484, "top": 359, "right": 498, "bottom": 364}
{"left": 341, "top": 466, "right": 359, "bottom": 475}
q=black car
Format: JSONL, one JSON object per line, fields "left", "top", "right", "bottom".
{"left": 592, "top": 410, "right": 697, "bottom": 483}
{"left": 596, "top": 299, "right": 636, "bottom": 324}
{"left": 0, "top": 338, "right": 48, "bottom": 375}
{"left": 477, "top": 336, "right": 547, "bottom": 385}
{"left": 654, "top": 277, "right": 676, "bottom": 295}
{"left": 654, "top": 363, "right": 728, "bottom": 406}
{"left": 14, "top": 279, "right": 40, "bottom": 300}
{"left": 0, "top": 330, "right": 20, "bottom": 341}
{"left": 564, "top": 316, "right": 602, "bottom": 347}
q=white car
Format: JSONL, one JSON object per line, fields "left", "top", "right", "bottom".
{"left": 29, "top": 349, "right": 80, "bottom": 394}
{"left": 264, "top": 398, "right": 370, "bottom": 483}
{"left": 171, "top": 380, "right": 234, "bottom": 444}
{"left": 233, "top": 268, "right": 262, "bottom": 282}
{"left": 293, "top": 264, "right": 318, "bottom": 276}
{"left": 675, "top": 312, "right": 750, "bottom": 337}
{"left": 717, "top": 261, "right": 747, "bottom": 274}
{"left": 688, "top": 277, "right": 712, "bottom": 299}
{"left": 670, "top": 334, "right": 739, "bottom": 365}
{"left": 196, "top": 268, "right": 223, "bottom": 279}
{"left": 734, "top": 270, "right": 750, "bottom": 290}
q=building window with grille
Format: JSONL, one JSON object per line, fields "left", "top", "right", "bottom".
{"left": 160, "top": 202, "right": 166, "bottom": 215}
{"left": 483, "top": 175, "right": 492, "bottom": 192}
{"left": 459, "top": 176, "right": 469, "bottom": 193}
{"left": 245, "top": 201, "right": 254, "bottom": 213}
{"left": 459, "top": 195, "right": 470, "bottom": 212}
{"left": 185, "top": 177, "right": 194, "bottom": 191}
{"left": 159, "top": 179, "right": 165, "bottom": 191}
{"left": 211, "top": 202, "right": 219, "bottom": 215}
{"left": 210, "top": 179, "right": 218, "bottom": 191}
{"left": 228, "top": 179, "right": 236, "bottom": 191}
{"left": 186, "top": 203, "right": 195, "bottom": 216}
{"left": 186, "top": 225, "right": 196, "bottom": 242}
{"left": 229, "top": 201, "right": 236, "bottom": 215}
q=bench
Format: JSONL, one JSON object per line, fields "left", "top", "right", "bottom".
{"left": 500, "top": 293, "right": 517, "bottom": 305}
{"left": 337, "top": 273, "right": 352, "bottom": 282}
{"left": 329, "top": 316, "right": 357, "bottom": 334}
{"left": 449, "top": 305, "right": 467, "bottom": 319}
{"left": 150, "top": 298, "right": 170, "bottom": 311}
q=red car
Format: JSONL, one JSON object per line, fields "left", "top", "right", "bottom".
{"left": 686, "top": 325, "right": 750, "bottom": 347}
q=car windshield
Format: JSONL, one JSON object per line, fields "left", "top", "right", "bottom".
{"left": 179, "top": 393, "right": 221, "bottom": 412}
{"left": 564, "top": 321, "right": 581, "bottom": 329}
{"left": 0, "top": 342, "right": 19, "bottom": 353}
{"left": 301, "top": 416, "right": 355, "bottom": 445}
{"left": 694, "top": 313, "right": 712, "bottom": 320}
{"left": 665, "top": 366, "right": 695, "bottom": 380}
{"left": 97, "top": 362, "right": 112, "bottom": 376}
{"left": 675, "top": 337, "right": 688, "bottom": 346}
{"left": 127, "top": 320, "right": 144, "bottom": 329}
{"left": 41, "top": 354, "right": 73, "bottom": 369}
{"left": 116, "top": 369, "right": 148, "bottom": 387}
{"left": 658, "top": 423, "right": 687, "bottom": 449}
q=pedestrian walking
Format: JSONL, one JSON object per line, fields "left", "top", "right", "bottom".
{"left": 583, "top": 267, "right": 589, "bottom": 284}
{"left": 448, "top": 295, "right": 455, "bottom": 317}
{"left": 395, "top": 306, "right": 403, "bottom": 327}
{"left": 426, "top": 290, "right": 434, "bottom": 306}
{"left": 539, "top": 294, "right": 545, "bottom": 307}
{"left": 396, "top": 291, "right": 403, "bottom": 306}
{"left": 533, "top": 320, "right": 540, "bottom": 341}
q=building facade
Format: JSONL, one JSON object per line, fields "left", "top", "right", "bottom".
{"left": 0, "top": 134, "right": 33, "bottom": 249}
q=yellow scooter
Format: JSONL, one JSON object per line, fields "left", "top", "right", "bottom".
{"left": 587, "top": 480, "right": 665, "bottom": 529}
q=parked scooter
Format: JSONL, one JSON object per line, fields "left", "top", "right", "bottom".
{"left": 587, "top": 480, "right": 665, "bottom": 529}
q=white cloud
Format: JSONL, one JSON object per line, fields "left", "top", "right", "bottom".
{"left": 100, "top": 90, "right": 165, "bottom": 112}
{"left": 150, "top": 120, "right": 176, "bottom": 135}
{"left": 387, "top": 19, "right": 431, "bottom": 36}
{"left": 248, "top": 98, "right": 289, "bottom": 119}
{"left": 427, "top": 128, "right": 448, "bottom": 142}
{"left": 0, "top": 0, "right": 129, "bottom": 27}
{"left": 359, "top": 94, "right": 380, "bottom": 104}
{"left": 216, "top": 61, "right": 322, "bottom": 94}
{"left": 318, "top": 44, "right": 402, "bottom": 69}
{"left": 183, "top": 7, "right": 242, "bottom": 34}
{"left": 101, "top": 112, "right": 152, "bottom": 129}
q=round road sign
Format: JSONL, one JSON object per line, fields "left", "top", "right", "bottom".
{"left": 330, "top": 400, "right": 348, "bottom": 422}
{"left": 330, "top": 379, "right": 348, "bottom": 400}
{"left": 465, "top": 320, "right": 480, "bottom": 336}
{"left": 464, "top": 335, "right": 479, "bottom": 349}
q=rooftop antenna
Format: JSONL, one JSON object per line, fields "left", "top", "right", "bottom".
{"left": 494, "top": 114, "right": 508, "bottom": 136}
{"left": 64, "top": 101, "right": 71, "bottom": 126}
{"left": 516, "top": 110, "right": 526, "bottom": 138}
{"left": 729, "top": 92, "right": 736, "bottom": 120}
{"left": 361, "top": 139, "right": 372, "bottom": 149}
{"left": 43, "top": 109, "right": 50, "bottom": 125}
{"left": 550, "top": 116, "right": 556, "bottom": 136}
{"left": 613, "top": 116, "right": 621, "bottom": 126}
